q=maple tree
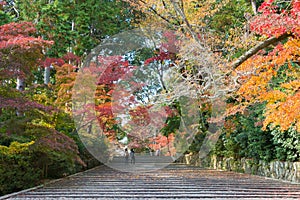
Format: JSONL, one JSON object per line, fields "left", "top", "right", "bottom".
{"left": 0, "top": 0, "right": 137, "bottom": 194}
{"left": 124, "top": 0, "right": 299, "bottom": 161}
{"left": 229, "top": 0, "right": 300, "bottom": 131}
{"left": 50, "top": 53, "right": 81, "bottom": 111}
{"left": 220, "top": 0, "right": 300, "bottom": 161}
{"left": 94, "top": 56, "right": 133, "bottom": 140}
{"left": 72, "top": 30, "right": 200, "bottom": 157}
{"left": 148, "top": 133, "right": 176, "bottom": 156}
{"left": 0, "top": 21, "right": 53, "bottom": 111}
{"left": 0, "top": 21, "right": 87, "bottom": 195}
{"left": 0, "top": 21, "right": 53, "bottom": 77}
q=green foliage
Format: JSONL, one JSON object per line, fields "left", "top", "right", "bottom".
{"left": 54, "top": 111, "right": 76, "bottom": 135}
{"left": 53, "top": 111, "right": 101, "bottom": 169}
{"left": 0, "top": 10, "right": 12, "bottom": 25}
{"left": 270, "top": 62, "right": 299, "bottom": 91}
{"left": 235, "top": 105, "right": 275, "bottom": 161}
{"left": 0, "top": 141, "right": 41, "bottom": 196}
{"left": 209, "top": 0, "right": 251, "bottom": 34}
{"left": 213, "top": 135, "right": 226, "bottom": 158}
{"left": 0, "top": 109, "right": 86, "bottom": 194}
{"left": 214, "top": 102, "right": 300, "bottom": 162}
{"left": 189, "top": 131, "right": 206, "bottom": 153}
{"left": 16, "top": 0, "right": 134, "bottom": 57}
{"left": 214, "top": 104, "right": 276, "bottom": 161}
{"left": 271, "top": 127, "right": 300, "bottom": 161}
{"left": 161, "top": 116, "right": 181, "bottom": 136}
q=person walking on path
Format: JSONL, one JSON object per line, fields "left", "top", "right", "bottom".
{"left": 124, "top": 148, "right": 129, "bottom": 165}
{"left": 155, "top": 149, "right": 160, "bottom": 156}
{"left": 130, "top": 149, "right": 135, "bottom": 164}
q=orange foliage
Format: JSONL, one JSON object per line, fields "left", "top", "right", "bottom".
{"left": 264, "top": 91, "right": 300, "bottom": 132}
{"left": 148, "top": 133, "right": 175, "bottom": 155}
{"left": 231, "top": 38, "right": 300, "bottom": 131}
{"left": 54, "top": 63, "right": 77, "bottom": 112}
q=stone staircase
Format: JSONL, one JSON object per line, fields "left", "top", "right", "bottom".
{"left": 108, "top": 155, "right": 175, "bottom": 172}
{"left": 2, "top": 163, "right": 300, "bottom": 199}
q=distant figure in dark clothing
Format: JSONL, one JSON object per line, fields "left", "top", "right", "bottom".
{"left": 130, "top": 149, "right": 135, "bottom": 164}
{"left": 124, "top": 148, "right": 129, "bottom": 164}
{"left": 155, "top": 149, "right": 160, "bottom": 156}
{"left": 150, "top": 149, "right": 154, "bottom": 156}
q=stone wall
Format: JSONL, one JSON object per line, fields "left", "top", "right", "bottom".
{"left": 183, "top": 153, "right": 300, "bottom": 183}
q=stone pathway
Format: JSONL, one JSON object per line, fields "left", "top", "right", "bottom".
{"left": 2, "top": 157, "right": 300, "bottom": 199}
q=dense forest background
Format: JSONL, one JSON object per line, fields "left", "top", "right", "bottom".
{"left": 0, "top": 0, "right": 299, "bottom": 195}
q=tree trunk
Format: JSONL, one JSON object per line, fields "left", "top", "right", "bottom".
{"left": 251, "top": 0, "right": 257, "bottom": 15}
{"left": 16, "top": 77, "right": 25, "bottom": 116}
{"left": 16, "top": 77, "right": 25, "bottom": 91}
{"left": 44, "top": 66, "right": 51, "bottom": 85}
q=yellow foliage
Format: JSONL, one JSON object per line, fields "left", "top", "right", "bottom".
{"left": 124, "top": 0, "right": 230, "bottom": 50}
{"left": 125, "top": 0, "right": 228, "bottom": 27}
{"left": 260, "top": 90, "right": 287, "bottom": 103}
{"left": 0, "top": 141, "right": 35, "bottom": 155}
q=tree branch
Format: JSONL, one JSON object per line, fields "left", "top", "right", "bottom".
{"left": 147, "top": 5, "right": 173, "bottom": 25}
{"left": 170, "top": 0, "right": 204, "bottom": 49}
{"left": 130, "top": 0, "right": 179, "bottom": 26}
{"left": 232, "top": 32, "right": 291, "bottom": 69}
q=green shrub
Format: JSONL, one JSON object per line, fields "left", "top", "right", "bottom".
{"left": 0, "top": 141, "right": 41, "bottom": 196}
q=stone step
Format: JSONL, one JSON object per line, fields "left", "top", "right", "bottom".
{"left": 24, "top": 190, "right": 300, "bottom": 195}
{"left": 111, "top": 155, "right": 174, "bottom": 163}
{"left": 3, "top": 164, "right": 300, "bottom": 199}
{"left": 12, "top": 194, "right": 299, "bottom": 199}
{"left": 31, "top": 187, "right": 300, "bottom": 192}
